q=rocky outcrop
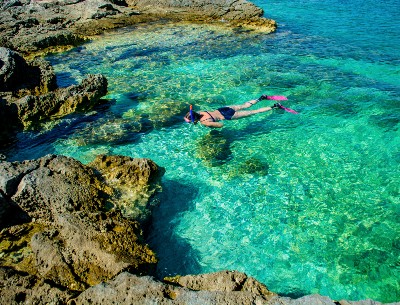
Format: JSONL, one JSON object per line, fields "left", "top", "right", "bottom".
{"left": 0, "top": 266, "right": 76, "bottom": 305}
{"left": 0, "top": 154, "right": 163, "bottom": 291}
{"left": 69, "top": 271, "right": 397, "bottom": 305}
{"left": 0, "top": 47, "right": 107, "bottom": 144}
{"left": 125, "top": 0, "right": 276, "bottom": 31}
{"left": 0, "top": 47, "right": 56, "bottom": 94}
{"left": 71, "top": 271, "right": 276, "bottom": 304}
{"left": 0, "top": 47, "right": 30, "bottom": 91}
{"left": 12, "top": 73, "right": 108, "bottom": 129}
{"left": 0, "top": 0, "right": 276, "bottom": 54}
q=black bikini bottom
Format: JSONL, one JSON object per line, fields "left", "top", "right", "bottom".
{"left": 217, "top": 107, "right": 235, "bottom": 120}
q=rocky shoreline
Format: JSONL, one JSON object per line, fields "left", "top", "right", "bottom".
{"left": 0, "top": 1, "right": 398, "bottom": 304}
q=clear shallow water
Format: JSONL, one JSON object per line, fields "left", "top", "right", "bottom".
{"left": 4, "top": 0, "right": 400, "bottom": 302}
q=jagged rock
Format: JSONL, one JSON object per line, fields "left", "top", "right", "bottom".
{"left": 12, "top": 73, "right": 107, "bottom": 129}
{"left": 0, "top": 154, "right": 162, "bottom": 290}
{"left": 0, "top": 266, "right": 76, "bottom": 305}
{"left": 0, "top": 47, "right": 29, "bottom": 91}
{"left": 0, "top": 47, "right": 56, "bottom": 96}
{"left": 1, "top": 155, "right": 108, "bottom": 222}
{"left": 0, "top": 0, "right": 276, "bottom": 54}
{"left": 0, "top": 48, "right": 106, "bottom": 145}
{"left": 70, "top": 271, "right": 275, "bottom": 305}
{"left": 164, "top": 270, "right": 276, "bottom": 297}
{"left": 70, "top": 271, "right": 400, "bottom": 305}
{"left": 89, "top": 155, "right": 165, "bottom": 222}
{"left": 125, "top": 0, "right": 276, "bottom": 32}
{"left": 126, "top": 0, "right": 263, "bottom": 20}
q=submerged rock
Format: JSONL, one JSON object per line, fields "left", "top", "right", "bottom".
{"left": 196, "top": 130, "right": 233, "bottom": 166}
{"left": 227, "top": 157, "right": 270, "bottom": 178}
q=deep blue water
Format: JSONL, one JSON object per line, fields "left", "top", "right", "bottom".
{"left": 3, "top": 0, "right": 400, "bottom": 302}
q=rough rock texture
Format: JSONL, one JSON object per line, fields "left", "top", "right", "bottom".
{"left": 0, "top": 47, "right": 29, "bottom": 91}
{"left": 0, "top": 154, "right": 163, "bottom": 291}
{"left": 70, "top": 271, "right": 399, "bottom": 305}
{"left": 126, "top": 0, "right": 276, "bottom": 31}
{"left": 89, "top": 154, "right": 165, "bottom": 222}
{"left": 71, "top": 271, "right": 276, "bottom": 305}
{"left": 164, "top": 270, "right": 276, "bottom": 296}
{"left": 0, "top": 47, "right": 56, "bottom": 93}
{"left": 0, "top": 48, "right": 107, "bottom": 145}
{"left": 12, "top": 73, "right": 108, "bottom": 129}
{"left": 0, "top": 266, "right": 76, "bottom": 305}
{"left": 0, "top": 0, "right": 276, "bottom": 54}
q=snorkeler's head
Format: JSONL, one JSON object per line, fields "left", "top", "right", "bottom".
{"left": 184, "top": 105, "right": 202, "bottom": 124}
{"left": 184, "top": 110, "right": 202, "bottom": 124}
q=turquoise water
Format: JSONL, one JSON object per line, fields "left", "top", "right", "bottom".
{"left": 4, "top": 0, "right": 400, "bottom": 302}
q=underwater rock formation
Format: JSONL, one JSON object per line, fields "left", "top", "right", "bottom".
{"left": 196, "top": 130, "right": 233, "bottom": 166}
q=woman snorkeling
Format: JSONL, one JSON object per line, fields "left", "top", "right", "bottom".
{"left": 184, "top": 95, "right": 283, "bottom": 128}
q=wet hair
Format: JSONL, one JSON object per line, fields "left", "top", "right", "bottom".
{"left": 184, "top": 111, "right": 203, "bottom": 123}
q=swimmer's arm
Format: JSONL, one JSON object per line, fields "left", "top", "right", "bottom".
{"left": 200, "top": 121, "right": 224, "bottom": 128}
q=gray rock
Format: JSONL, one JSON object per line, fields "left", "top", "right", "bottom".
{"left": 165, "top": 270, "right": 275, "bottom": 297}
{"left": 0, "top": 48, "right": 57, "bottom": 96}
{"left": 125, "top": 0, "right": 263, "bottom": 19}
{"left": 0, "top": 0, "right": 276, "bottom": 54}
{"left": 0, "top": 47, "right": 29, "bottom": 91}
{"left": 71, "top": 271, "right": 275, "bottom": 305}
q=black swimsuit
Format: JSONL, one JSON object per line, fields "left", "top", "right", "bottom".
{"left": 200, "top": 108, "right": 236, "bottom": 122}
{"left": 217, "top": 107, "right": 235, "bottom": 120}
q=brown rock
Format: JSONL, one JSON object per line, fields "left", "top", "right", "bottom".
{"left": 0, "top": 266, "right": 76, "bottom": 305}
{"left": 0, "top": 154, "right": 162, "bottom": 290}
{"left": 13, "top": 74, "right": 108, "bottom": 129}
{"left": 89, "top": 154, "right": 165, "bottom": 222}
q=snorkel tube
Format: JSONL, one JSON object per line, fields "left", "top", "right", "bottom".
{"left": 189, "top": 104, "right": 195, "bottom": 123}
